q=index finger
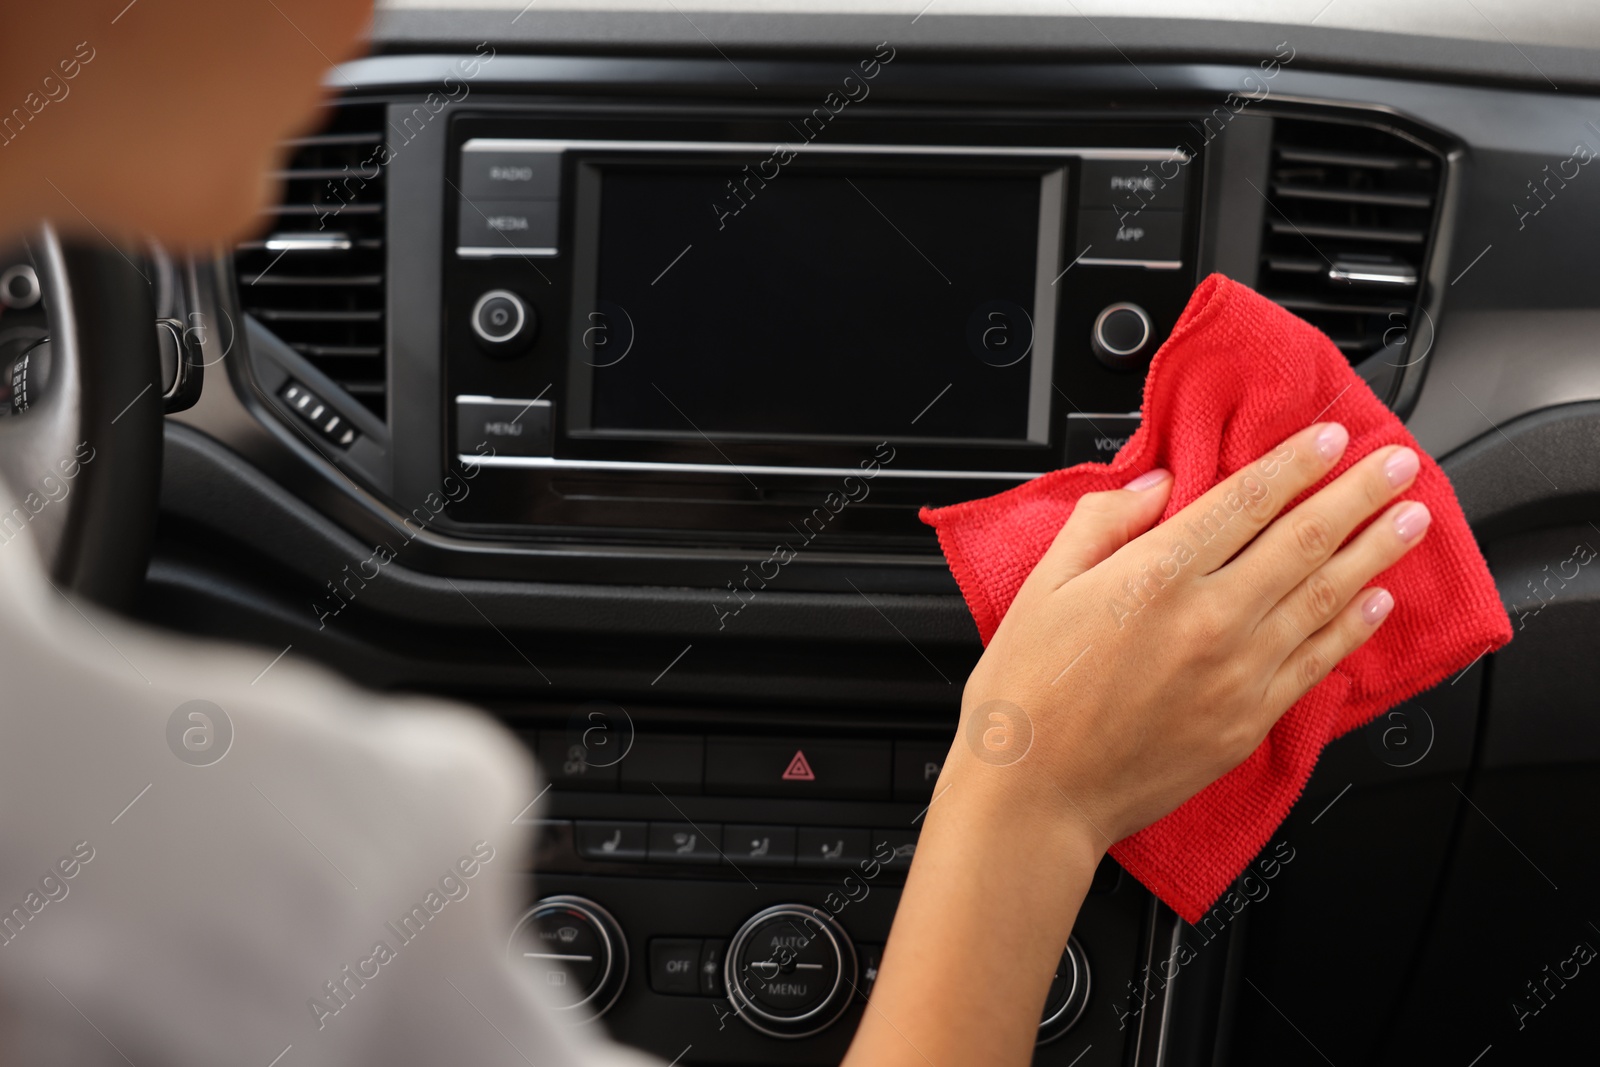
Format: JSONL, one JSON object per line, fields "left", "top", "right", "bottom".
{"left": 1165, "top": 422, "right": 1350, "bottom": 575}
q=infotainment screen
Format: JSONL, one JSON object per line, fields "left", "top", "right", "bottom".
{"left": 572, "top": 164, "right": 1062, "bottom": 445}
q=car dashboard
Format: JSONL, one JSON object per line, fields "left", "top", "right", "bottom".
{"left": 110, "top": 3, "right": 1600, "bottom": 1063}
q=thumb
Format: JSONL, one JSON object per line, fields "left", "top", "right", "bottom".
{"left": 1039, "top": 469, "right": 1173, "bottom": 584}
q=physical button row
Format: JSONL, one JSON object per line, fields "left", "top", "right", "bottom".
{"left": 531, "top": 731, "right": 950, "bottom": 802}
{"left": 574, "top": 820, "right": 919, "bottom": 869}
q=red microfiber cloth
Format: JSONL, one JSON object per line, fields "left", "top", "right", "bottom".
{"left": 921, "top": 273, "right": 1512, "bottom": 923}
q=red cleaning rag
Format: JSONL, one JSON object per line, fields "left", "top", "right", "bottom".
{"left": 920, "top": 273, "right": 1512, "bottom": 923}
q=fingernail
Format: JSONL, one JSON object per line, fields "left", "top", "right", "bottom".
{"left": 1361, "top": 587, "right": 1394, "bottom": 625}
{"left": 1314, "top": 422, "right": 1349, "bottom": 462}
{"left": 1122, "top": 468, "right": 1171, "bottom": 492}
{"left": 1383, "top": 447, "right": 1420, "bottom": 488}
{"left": 1393, "top": 501, "right": 1431, "bottom": 542}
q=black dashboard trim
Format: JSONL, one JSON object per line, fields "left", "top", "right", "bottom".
{"left": 368, "top": 12, "right": 1595, "bottom": 95}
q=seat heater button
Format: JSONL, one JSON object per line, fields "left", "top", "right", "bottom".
{"left": 647, "top": 821, "right": 723, "bottom": 863}
{"left": 795, "top": 827, "right": 871, "bottom": 869}
{"left": 575, "top": 820, "right": 647, "bottom": 861}
{"left": 723, "top": 824, "right": 795, "bottom": 867}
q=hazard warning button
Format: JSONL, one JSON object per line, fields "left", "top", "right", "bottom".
{"left": 705, "top": 738, "right": 892, "bottom": 800}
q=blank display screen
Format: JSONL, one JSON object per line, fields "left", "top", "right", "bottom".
{"left": 585, "top": 167, "right": 1047, "bottom": 443}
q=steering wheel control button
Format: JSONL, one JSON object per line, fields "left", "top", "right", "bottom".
{"left": 1065, "top": 412, "right": 1142, "bottom": 465}
{"left": 1079, "top": 159, "right": 1187, "bottom": 213}
{"left": 510, "top": 895, "right": 627, "bottom": 1019}
{"left": 470, "top": 289, "right": 537, "bottom": 353}
{"left": 704, "top": 737, "right": 892, "bottom": 800}
{"left": 723, "top": 825, "right": 796, "bottom": 867}
{"left": 647, "top": 822, "right": 723, "bottom": 863}
{"left": 1075, "top": 209, "right": 1184, "bottom": 266}
{"left": 649, "top": 938, "right": 704, "bottom": 996}
{"left": 1091, "top": 303, "right": 1155, "bottom": 369}
{"left": 575, "top": 820, "right": 648, "bottom": 862}
{"left": 726, "top": 905, "right": 858, "bottom": 1039}
{"left": 278, "top": 381, "right": 359, "bottom": 448}
{"left": 456, "top": 395, "right": 553, "bottom": 458}
{"left": 796, "top": 827, "right": 872, "bottom": 869}
{"left": 1038, "top": 937, "right": 1092, "bottom": 1044}
{"left": 892, "top": 741, "right": 948, "bottom": 801}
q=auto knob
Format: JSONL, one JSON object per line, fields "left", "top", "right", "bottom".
{"left": 508, "top": 894, "right": 628, "bottom": 1020}
{"left": 724, "top": 904, "right": 858, "bottom": 1039}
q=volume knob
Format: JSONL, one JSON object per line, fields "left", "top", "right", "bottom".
{"left": 1091, "top": 301, "right": 1154, "bottom": 369}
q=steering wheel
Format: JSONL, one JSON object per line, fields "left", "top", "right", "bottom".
{"left": 0, "top": 227, "right": 164, "bottom": 610}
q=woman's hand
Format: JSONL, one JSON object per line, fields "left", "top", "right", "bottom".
{"left": 953, "top": 419, "right": 1429, "bottom": 843}
{"left": 847, "top": 421, "right": 1430, "bottom": 1067}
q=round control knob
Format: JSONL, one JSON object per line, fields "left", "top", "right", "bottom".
{"left": 0, "top": 264, "right": 41, "bottom": 309}
{"left": 508, "top": 895, "right": 627, "bottom": 1020}
{"left": 471, "top": 288, "right": 537, "bottom": 354}
{"left": 724, "top": 904, "right": 858, "bottom": 1039}
{"left": 1091, "top": 301, "right": 1154, "bottom": 370}
{"left": 1037, "top": 937, "right": 1092, "bottom": 1045}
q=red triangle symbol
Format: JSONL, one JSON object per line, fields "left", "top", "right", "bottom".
{"left": 781, "top": 750, "right": 816, "bottom": 781}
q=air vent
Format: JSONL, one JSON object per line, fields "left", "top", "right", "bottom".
{"left": 1257, "top": 118, "right": 1442, "bottom": 367}
{"left": 236, "top": 105, "right": 387, "bottom": 419}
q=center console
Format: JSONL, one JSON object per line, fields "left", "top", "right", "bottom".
{"left": 510, "top": 709, "right": 1151, "bottom": 1065}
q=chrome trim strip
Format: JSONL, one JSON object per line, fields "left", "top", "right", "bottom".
{"left": 461, "top": 137, "right": 1190, "bottom": 162}
{"left": 1077, "top": 257, "right": 1184, "bottom": 269}
{"left": 459, "top": 454, "right": 1042, "bottom": 481}
{"left": 1328, "top": 261, "right": 1418, "bottom": 285}
{"left": 457, "top": 245, "right": 559, "bottom": 258}
{"left": 264, "top": 234, "right": 352, "bottom": 252}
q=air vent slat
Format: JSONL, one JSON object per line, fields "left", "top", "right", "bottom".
{"left": 1261, "top": 294, "right": 1413, "bottom": 316}
{"left": 235, "top": 105, "right": 387, "bottom": 420}
{"left": 1274, "top": 146, "right": 1418, "bottom": 170}
{"left": 251, "top": 309, "right": 383, "bottom": 324}
{"left": 1272, "top": 184, "right": 1434, "bottom": 210}
{"left": 1257, "top": 118, "right": 1443, "bottom": 372}
{"left": 1268, "top": 219, "right": 1425, "bottom": 244}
